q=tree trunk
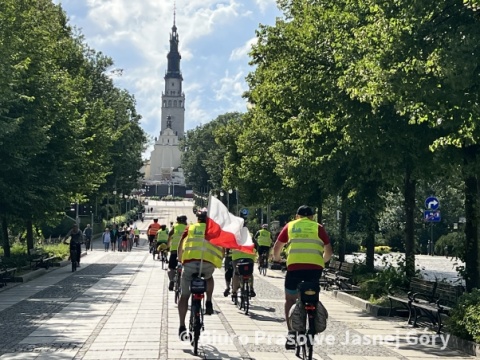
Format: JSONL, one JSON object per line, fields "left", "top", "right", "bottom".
{"left": 463, "top": 145, "right": 479, "bottom": 291}
{"left": 26, "top": 218, "right": 34, "bottom": 251}
{"left": 1, "top": 215, "right": 11, "bottom": 258}
{"left": 404, "top": 165, "right": 416, "bottom": 278}
{"left": 365, "top": 216, "right": 376, "bottom": 272}
{"left": 338, "top": 194, "right": 347, "bottom": 262}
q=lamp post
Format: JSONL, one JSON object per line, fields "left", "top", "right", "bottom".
{"left": 227, "top": 189, "right": 232, "bottom": 211}
{"left": 113, "top": 190, "right": 117, "bottom": 223}
{"left": 124, "top": 194, "right": 128, "bottom": 215}
{"left": 236, "top": 187, "right": 239, "bottom": 216}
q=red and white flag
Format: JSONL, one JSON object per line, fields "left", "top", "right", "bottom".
{"left": 205, "top": 195, "right": 255, "bottom": 253}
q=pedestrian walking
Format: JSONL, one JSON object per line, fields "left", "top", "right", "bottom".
{"left": 103, "top": 227, "right": 111, "bottom": 251}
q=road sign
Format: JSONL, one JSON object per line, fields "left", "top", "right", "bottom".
{"left": 240, "top": 208, "right": 249, "bottom": 216}
{"left": 425, "top": 197, "right": 440, "bottom": 210}
{"left": 424, "top": 210, "right": 441, "bottom": 222}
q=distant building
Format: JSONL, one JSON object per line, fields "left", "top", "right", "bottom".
{"left": 144, "top": 15, "right": 185, "bottom": 188}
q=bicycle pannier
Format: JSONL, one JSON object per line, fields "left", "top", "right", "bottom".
{"left": 236, "top": 260, "right": 254, "bottom": 276}
{"left": 190, "top": 278, "right": 206, "bottom": 294}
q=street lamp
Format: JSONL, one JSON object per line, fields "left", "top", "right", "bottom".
{"left": 124, "top": 194, "right": 128, "bottom": 214}
{"left": 113, "top": 190, "right": 117, "bottom": 223}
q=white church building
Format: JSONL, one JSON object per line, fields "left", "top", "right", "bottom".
{"left": 142, "top": 18, "right": 186, "bottom": 191}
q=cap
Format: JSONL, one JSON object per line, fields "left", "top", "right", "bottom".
{"left": 296, "top": 205, "right": 314, "bottom": 216}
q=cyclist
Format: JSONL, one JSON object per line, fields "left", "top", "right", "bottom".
{"left": 147, "top": 218, "right": 161, "bottom": 252}
{"left": 223, "top": 249, "right": 233, "bottom": 297}
{"left": 134, "top": 226, "right": 140, "bottom": 246}
{"left": 156, "top": 224, "right": 169, "bottom": 259}
{"left": 231, "top": 247, "right": 257, "bottom": 298}
{"left": 272, "top": 205, "right": 333, "bottom": 349}
{"left": 83, "top": 224, "right": 93, "bottom": 251}
{"left": 254, "top": 224, "right": 272, "bottom": 269}
{"left": 177, "top": 208, "right": 225, "bottom": 340}
{"left": 167, "top": 215, "right": 188, "bottom": 291}
{"left": 64, "top": 224, "right": 83, "bottom": 267}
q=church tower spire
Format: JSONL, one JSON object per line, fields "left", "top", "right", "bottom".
{"left": 161, "top": 2, "right": 185, "bottom": 139}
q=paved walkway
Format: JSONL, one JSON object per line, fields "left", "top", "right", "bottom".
{"left": 0, "top": 202, "right": 475, "bottom": 359}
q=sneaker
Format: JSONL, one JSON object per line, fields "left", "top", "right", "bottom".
{"left": 168, "top": 281, "right": 174, "bottom": 291}
{"left": 285, "top": 331, "right": 296, "bottom": 350}
{"left": 249, "top": 289, "right": 256, "bottom": 297}
{"left": 223, "top": 288, "right": 230, "bottom": 297}
{"left": 205, "top": 301, "right": 214, "bottom": 315}
{"left": 179, "top": 325, "right": 189, "bottom": 341}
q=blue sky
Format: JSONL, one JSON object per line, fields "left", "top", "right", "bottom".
{"left": 55, "top": 0, "right": 282, "bottom": 157}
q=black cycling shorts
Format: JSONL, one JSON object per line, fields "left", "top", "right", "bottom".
{"left": 168, "top": 251, "right": 178, "bottom": 269}
{"left": 258, "top": 246, "right": 270, "bottom": 257}
{"left": 285, "top": 269, "right": 323, "bottom": 294}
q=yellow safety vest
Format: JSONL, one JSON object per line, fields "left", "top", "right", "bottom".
{"left": 134, "top": 229, "right": 140, "bottom": 236}
{"left": 156, "top": 229, "right": 168, "bottom": 243}
{"left": 232, "top": 248, "right": 257, "bottom": 261}
{"left": 286, "top": 218, "right": 325, "bottom": 267}
{"left": 182, "top": 223, "right": 223, "bottom": 268}
{"left": 257, "top": 229, "right": 272, "bottom": 247}
{"left": 170, "top": 223, "right": 186, "bottom": 251}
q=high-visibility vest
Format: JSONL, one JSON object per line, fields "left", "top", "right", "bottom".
{"left": 232, "top": 248, "right": 257, "bottom": 261}
{"left": 148, "top": 223, "right": 160, "bottom": 236}
{"left": 170, "top": 223, "right": 186, "bottom": 251}
{"left": 134, "top": 229, "right": 140, "bottom": 236}
{"left": 286, "top": 218, "right": 325, "bottom": 267}
{"left": 257, "top": 229, "right": 272, "bottom": 247}
{"left": 182, "top": 223, "right": 223, "bottom": 268}
{"left": 156, "top": 229, "right": 169, "bottom": 243}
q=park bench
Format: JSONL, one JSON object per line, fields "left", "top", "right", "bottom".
{"left": 28, "top": 248, "right": 56, "bottom": 270}
{"left": 334, "top": 262, "right": 356, "bottom": 291}
{"left": 388, "top": 277, "right": 437, "bottom": 324}
{"left": 410, "top": 282, "right": 465, "bottom": 333}
{"left": 0, "top": 258, "right": 17, "bottom": 287}
{"left": 321, "top": 260, "right": 342, "bottom": 290}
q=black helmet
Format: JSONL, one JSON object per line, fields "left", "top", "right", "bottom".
{"left": 178, "top": 215, "right": 187, "bottom": 222}
{"left": 196, "top": 208, "right": 208, "bottom": 220}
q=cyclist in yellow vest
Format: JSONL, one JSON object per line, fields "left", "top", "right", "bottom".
{"left": 231, "top": 246, "right": 257, "bottom": 299}
{"left": 272, "top": 205, "right": 333, "bottom": 350}
{"left": 156, "top": 225, "right": 169, "bottom": 259}
{"left": 254, "top": 224, "right": 272, "bottom": 269}
{"left": 167, "top": 215, "right": 188, "bottom": 291}
{"left": 177, "top": 208, "right": 225, "bottom": 340}
{"left": 134, "top": 227, "right": 140, "bottom": 246}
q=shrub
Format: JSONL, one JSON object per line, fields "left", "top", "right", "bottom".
{"left": 374, "top": 246, "right": 391, "bottom": 254}
{"left": 435, "top": 232, "right": 465, "bottom": 258}
{"left": 446, "top": 289, "right": 480, "bottom": 343}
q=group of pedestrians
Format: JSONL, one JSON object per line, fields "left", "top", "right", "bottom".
{"left": 102, "top": 222, "right": 138, "bottom": 252}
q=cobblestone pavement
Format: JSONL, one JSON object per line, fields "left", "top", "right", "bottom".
{"left": 0, "top": 201, "right": 475, "bottom": 359}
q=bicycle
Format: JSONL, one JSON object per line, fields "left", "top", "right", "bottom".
{"left": 258, "top": 251, "right": 268, "bottom": 276}
{"left": 235, "top": 260, "right": 254, "bottom": 315}
{"left": 187, "top": 274, "right": 206, "bottom": 356}
{"left": 174, "top": 264, "right": 182, "bottom": 304}
{"left": 160, "top": 249, "right": 168, "bottom": 270}
{"left": 294, "top": 281, "right": 320, "bottom": 360}
{"left": 70, "top": 245, "right": 78, "bottom": 272}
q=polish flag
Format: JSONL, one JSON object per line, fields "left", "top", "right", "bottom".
{"left": 205, "top": 195, "right": 255, "bottom": 253}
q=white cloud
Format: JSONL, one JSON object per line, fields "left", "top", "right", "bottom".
{"left": 255, "top": 0, "right": 277, "bottom": 13}
{"left": 230, "top": 37, "right": 257, "bottom": 61}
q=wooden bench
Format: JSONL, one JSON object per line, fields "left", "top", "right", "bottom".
{"left": 321, "top": 260, "right": 342, "bottom": 290}
{"left": 334, "top": 262, "right": 356, "bottom": 291}
{"left": 411, "top": 282, "right": 465, "bottom": 333}
{"left": 28, "top": 249, "right": 56, "bottom": 270}
{"left": 388, "top": 277, "right": 437, "bottom": 324}
{"left": 0, "top": 267, "right": 17, "bottom": 287}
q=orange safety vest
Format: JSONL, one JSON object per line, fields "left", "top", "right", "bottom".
{"left": 148, "top": 222, "right": 161, "bottom": 236}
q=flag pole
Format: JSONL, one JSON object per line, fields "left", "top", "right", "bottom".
{"left": 199, "top": 194, "right": 213, "bottom": 277}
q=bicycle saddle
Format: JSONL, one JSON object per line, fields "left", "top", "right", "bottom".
{"left": 298, "top": 281, "right": 319, "bottom": 303}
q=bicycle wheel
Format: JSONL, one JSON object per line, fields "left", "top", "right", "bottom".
{"left": 244, "top": 281, "right": 250, "bottom": 315}
{"left": 162, "top": 256, "right": 165, "bottom": 269}
{"left": 236, "top": 283, "right": 243, "bottom": 310}
{"left": 191, "top": 302, "right": 201, "bottom": 355}
{"left": 306, "top": 315, "right": 315, "bottom": 360}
